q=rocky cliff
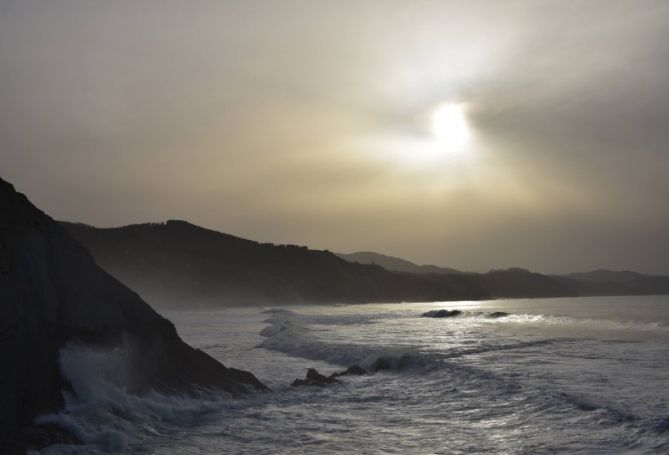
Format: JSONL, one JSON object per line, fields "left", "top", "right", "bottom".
{"left": 0, "top": 177, "right": 265, "bottom": 444}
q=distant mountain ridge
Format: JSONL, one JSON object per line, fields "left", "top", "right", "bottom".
{"left": 337, "top": 251, "right": 669, "bottom": 292}
{"left": 336, "top": 251, "right": 462, "bottom": 274}
{"left": 61, "top": 221, "right": 669, "bottom": 309}
{"left": 561, "top": 269, "right": 652, "bottom": 283}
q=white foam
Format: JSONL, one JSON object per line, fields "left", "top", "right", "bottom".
{"left": 259, "top": 308, "right": 441, "bottom": 371}
{"left": 37, "top": 344, "right": 231, "bottom": 453}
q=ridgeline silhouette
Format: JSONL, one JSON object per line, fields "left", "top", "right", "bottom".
{"left": 61, "top": 221, "right": 669, "bottom": 309}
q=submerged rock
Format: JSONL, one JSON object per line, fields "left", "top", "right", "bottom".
{"left": 421, "top": 309, "right": 463, "bottom": 318}
{"left": 332, "top": 364, "right": 368, "bottom": 377}
{"left": 292, "top": 368, "right": 341, "bottom": 387}
{"left": 422, "top": 309, "right": 509, "bottom": 319}
{"left": 0, "top": 177, "right": 267, "bottom": 446}
{"left": 372, "top": 357, "right": 393, "bottom": 371}
{"left": 293, "top": 364, "right": 369, "bottom": 387}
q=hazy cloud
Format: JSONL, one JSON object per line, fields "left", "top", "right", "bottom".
{"left": 1, "top": 0, "right": 668, "bottom": 273}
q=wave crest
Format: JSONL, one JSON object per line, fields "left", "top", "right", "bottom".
{"left": 38, "top": 345, "right": 230, "bottom": 453}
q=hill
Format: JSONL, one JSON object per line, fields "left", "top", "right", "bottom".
{"left": 557, "top": 269, "right": 669, "bottom": 296}
{"left": 60, "top": 221, "right": 489, "bottom": 308}
{"left": 61, "top": 221, "right": 669, "bottom": 309}
{"left": 336, "top": 251, "right": 461, "bottom": 274}
{"left": 562, "top": 269, "right": 651, "bottom": 284}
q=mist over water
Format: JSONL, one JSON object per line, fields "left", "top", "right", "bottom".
{"left": 42, "top": 296, "right": 669, "bottom": 454}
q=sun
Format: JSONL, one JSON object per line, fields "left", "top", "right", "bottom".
{"left": 431, "top": 103, "right": 470, "bottom": 151}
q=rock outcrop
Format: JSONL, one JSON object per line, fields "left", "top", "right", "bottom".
{"left": 0, "top": 177, "right": 266, "bottom": 448}
{"left": 0, "top": 423, "right": 81, "bottom": 455}
{"left": 331, "top": 364, "right": 367, "bottom": 377}
{"left": 421, "top": 309, "right": 509, "bottom": 319}
{"left": 291, "top": 368, "right": 341, "bottom": 387}
{"left": 422, "top": 309, "right": 463, "bottom": 318}
{"left": 291, "top": 365, "right": 369, "bottom": 387}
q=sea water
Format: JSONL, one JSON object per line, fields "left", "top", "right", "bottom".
{"left": 40, "top": 295, "right": 669, "bottom": 454}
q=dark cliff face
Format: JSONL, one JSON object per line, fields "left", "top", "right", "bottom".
{"left": 0, "top": 178, "right": 265, "bottom": 433}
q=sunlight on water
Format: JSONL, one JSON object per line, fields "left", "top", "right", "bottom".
{"left": 42, "top": 296, "right": 669, "bottom": 454}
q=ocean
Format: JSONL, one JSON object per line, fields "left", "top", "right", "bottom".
{"left": 40, "top": 295, "right": 669, "bottom": 454}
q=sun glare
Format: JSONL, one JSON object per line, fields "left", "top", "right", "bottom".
{"left": 431, "top": 103, "right": 470, "bottom": 151}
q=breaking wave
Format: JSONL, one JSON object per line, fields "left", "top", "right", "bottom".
{"left": 260, "top": 309, "right": 429, "bottom": 371}
{"left": 259, "top": 309, "right": 578, "bottom": 379}
{"left": 257, "top": 307, "right": 669, "bottom": 452}
{"left": 37, "top": 299, "right": 669, "bottom": 454}
{"left": 259, "top": 308, "right": 669, "bottom": 373}
{"left": 37, "top": 345, "right": 234, "bottom": 454}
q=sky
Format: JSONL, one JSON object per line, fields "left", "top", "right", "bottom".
{"left": 1, "top": 0, "right": 668, "bottom": 274}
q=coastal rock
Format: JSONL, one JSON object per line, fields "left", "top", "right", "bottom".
{"left": 0, "top": 177, "right": 266, "bottom": 446}
{"left": 0, "top": 423, "right": 81, "bottom": 454}
{"left": 332, "top": 364, "right": 367, "bottom": 377}
{"left": 292, "top": 368, "right": 341, "bottom": 387}
{"left": 422, "top": 309, "right": 463, "bottom": 318}
{"left": 292, "top": 365, "right": 369, "bottom": 387}
{"left": 372, "top": 357, "right": 393, "bottom": 371}
{"left": 421, "top": 309, "right": 510, "bottom": 319}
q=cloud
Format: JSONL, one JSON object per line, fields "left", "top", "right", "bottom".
{"left": 1, "top": 0, "right": 667, "bottom": 273}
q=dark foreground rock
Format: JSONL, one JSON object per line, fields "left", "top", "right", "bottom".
{"left": 0, "top": 177, "right": 267, "bottom": 449}
{"left": 0, "top": 423, "right": 81, "bottom": 454}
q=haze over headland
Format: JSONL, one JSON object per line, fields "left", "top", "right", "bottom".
{"left": 1, "top": 1, "right": 668, "bottom": 274}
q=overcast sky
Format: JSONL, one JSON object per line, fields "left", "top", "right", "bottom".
{"left": 1, "top": 0, "right": 668, "bottom": 273}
